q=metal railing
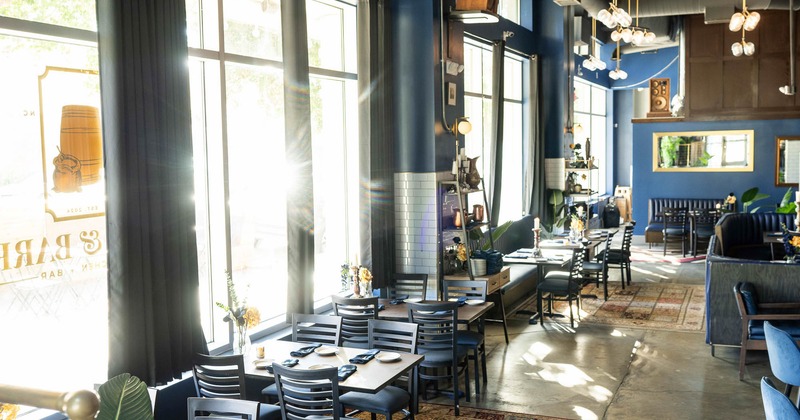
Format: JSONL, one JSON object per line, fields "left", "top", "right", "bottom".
{"left": 0, "top": 384, "right": 99, "bottom": 420}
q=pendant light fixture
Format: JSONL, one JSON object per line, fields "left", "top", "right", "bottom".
{"left": 729, "top": 0, "right": 759, "bottom": 56}
{"left": 582, "top": 18, "right": 607, "bottom": 71}
{"left": 608, "top": 40, "right": 628, "bottom": 80}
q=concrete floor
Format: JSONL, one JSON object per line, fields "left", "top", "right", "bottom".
{"left": 428, "top": 236, "right": 776, "bottom": 420}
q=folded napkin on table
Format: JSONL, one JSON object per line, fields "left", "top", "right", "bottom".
{"left": 265, "top": 358, "right": 298, "bottom": 373}
{"left": 349, "top": 349, "right": 380, "bottom": 364}
{"left": 378, "top": 304, "right": 385, "bottom": 311}
{"left": 455, "top": 296, "right": 467, "bottom": 307}
{"left": 389, "top": 295, "right": 409, "bottom": 305}
{"left": 289, "top": 343, "right": 322, "bottom": 357}
{"left": 338, "top": 364, "right": 357, "bottom": 381}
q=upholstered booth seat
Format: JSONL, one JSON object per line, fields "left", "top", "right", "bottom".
{"left": 645, "top": 198, "right": 721, "bottom": 245}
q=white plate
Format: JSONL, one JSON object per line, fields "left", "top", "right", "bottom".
{"left": 307, "top": 364, "right": 334, "bottom": 370}
{"left": 404, "top": 297, "right": 422, "bottom": 303}
{"left": 374, "top": 352, "right": 401, "bottom": 363}
{"left": 314, "top": 346, "right": 338, "bottom": 356}
{"left": 418, "top": 310, "right": 435, "bottom": 314}
{"left": 465, "top": 299, "right": 485, "bottom": 306}
{"left": 447, "top": 297, "right": 460, "bottom": 302}
{"left": 253, "top": 359, "right": 274, "bottom": 370}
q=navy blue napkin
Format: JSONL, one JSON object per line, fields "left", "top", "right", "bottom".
{"left": 456, "top": 296, "right": 467, "bottom": 307}
{"left": 338, "top": 364, "right": 357, "bottom": 381}
{"left": 266, "top": 359, "right": 298, "bottom": 373}
{"left": 290, "top": 344, "right": 321, "bottom": 357}
{"left": 349, "top": 349, "right": 380, "bottom": 364}
{"left": 390, "top": 295, "right": 409, "bottom": 305}
{"left": 378, "top": 304, "right": 385, "bottom": 311}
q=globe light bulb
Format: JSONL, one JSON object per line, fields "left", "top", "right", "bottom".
{"left": 457, "top": 119, "right": 472, "bottom": 135}
{"left": 610, "top": 30, "right": 622, "bottom": 42}
{"left": 632, "top": 29, "right": 645, "bottom": 45}
{"left": 621, "top": 28, "right": 633, "bottom": 43}
{"left": 644, "top": 31, "right": 657, "bottom": 43}
{"left": 729, "top": 12, "right": 745, "bottom": 32}
{"left": 594, "top": 57, "right": 607, "bottom": 70}
{"left": 731, "top": 42, "right": 743, "bottom": 57}
{"left": 618, "top": 69, "right": 628, "bottom": 79}
{"left": 582, "top": 58, "right": 596, "bottom": 71}
{"left": 743, "top": 41, "right": 755, "bottom": 56}
{"left": 609, "top": 70, "right": 620, "bottom": 80}
{"left": 743, "top": 11, "right": 760, "bottom": 31}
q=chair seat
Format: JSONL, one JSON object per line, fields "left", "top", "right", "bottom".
{"left": 456, "top": 330, "right": 484, "bottom": 346}
{"left": 749, "top": 320, "right": 800, "bottom": 340}
{"left": 339, "top": 386, "right": 410, "bottom": 414}
{"left": 582, "top": 262, "right": 603, "bottom": 272}
{"left": 419, "top": 346, "right": 468, "bottom": 365}
{"left": 544, "top": 270, "right": 570, "bottom": 280}
{"left": 259, "top": 403, "right": 282, "bottom": 420}
{"left": 261, "top": 383, "right": 277, "bottom": 398}
{"left": 695, "top": 227, "right": 715, "bottom": 238}
{"left": 664, "top": 227, "right": 687, "bottom": 235}
{"left": 537, "top": 278, "right": 580, "bottom": 294}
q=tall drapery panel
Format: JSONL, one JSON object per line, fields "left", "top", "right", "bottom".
{"left": 359, "top": 0, "right": 395, "bottom": 289}
{"left": 489, "top": 39, "right": 505, "bottom": 226}
{"left": 282, "top": 0, "right": 316, "bottom": 317}
{"left": 526, "top": 55, "right": 546, "bottom": 217}
{"left": 97, "top": 0, "right": 207, "bottom": 385}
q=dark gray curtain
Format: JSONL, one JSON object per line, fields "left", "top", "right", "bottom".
{"left": 282, "top": 0, "right": 315, "bottom": 317}
{"left": 489, "top": 39, "right": 505, "bottom": 226}
{"left": 359, "top": 0, "right": 394, "bottom": 289}
{"left": 527, "top": 55, "right": 547, "bottom": 217}
{"left": 97, "top": 0, "right": 207, "bottom": 386}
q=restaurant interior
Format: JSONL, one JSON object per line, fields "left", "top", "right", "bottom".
{"left": 1, "top": 0, "right": 800, "bottom": 419}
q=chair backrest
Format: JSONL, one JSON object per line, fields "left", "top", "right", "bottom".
{"left": 331, "top": 295, "right": 378, "bottom": 348}
{"left": 388, "top": 273, "right": 428, "bottom": 300}
{"left": 187, "top": 396, "right": 259, "bottom": 420}
{"left": 567, "top": 246, "right": 587, "bottom": 283}
{"left": 597, "top": 233, "right": 614, "bottom": 271}
{"left": 368, "top": 319, "right": 419, "bottom": 353}
{"left": 662, "top": 207, "right": 688, "bottom": 230}
{"left": 273, "top": 362, "right": 343, "bottom": 420}
{"left": 620, "top": 224, "right": 634, "bottom": 253}
{"left": 761, "top": 376, "right": 800, "bottom": 420}
{"left": 692, "top": 208, "right": 721, "bottom": 227}
{"left": 407, "top": 301, "right": 458, "bottom": 355}
{"left": 734, "top": 282, "right": 759, "bottom": 317}
{"left": 291, "top": 313, "right": 342, "bottom": 345}
{"left": 192, "top": 354, "right": 247, "bottom": 400}
{"left": 442, "top": 280, "right": 487, "bottom": 302}
{"left": 764, "top": 321, "right": 800, "bottom": 386}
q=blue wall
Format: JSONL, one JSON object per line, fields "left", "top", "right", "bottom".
{"left": 631, "top": 118, "right": 800, "bottom": 234}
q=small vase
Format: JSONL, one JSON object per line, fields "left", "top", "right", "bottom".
{"left": 569, "top": 228, "right": 583, "bottom": 243}
{"left": 465, "top": 156, "right": 481, "bottom": 189}
{"left": 234, "top": 324, "right": 250, "bottom": 355}
{"left": 360, "top": 280, "right": 373, "bottom": 297}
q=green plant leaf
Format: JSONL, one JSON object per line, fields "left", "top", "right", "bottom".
{"left": 740, "top": 187, "right": 760, "bottom": 203}
{"left": 97, "top": 373, "right": 153, "bottom": 420}
{"left": 482, "top": 220, "right": 513, "bottom": 251}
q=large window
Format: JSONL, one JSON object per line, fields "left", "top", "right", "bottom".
{"left": 0, "top": 4, "right": 108, "bottom": 391}
{"left": 463, "top": 39, "right": 526, "bottom": 224}
{"left": 187, "top": 0, "right": 359, "bottom": 352}
{"left": 573, "top": 78, "right": 608, "bottom": 194}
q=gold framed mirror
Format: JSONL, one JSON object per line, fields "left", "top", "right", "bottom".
{"left": 775, "top": 136, "right": 800, "bottom": 186}
{"left": 652, "top": 130, "right": 754, "bottom": 172}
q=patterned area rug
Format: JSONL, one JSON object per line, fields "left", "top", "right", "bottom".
{"left": 351, "top": 403, "right": 570, "bottom": 420}
{"left": 514, "top": 282, "right": 706, "bottom": 332}
{"left": 629, "top": 243, "right": 707, "bottom": 264}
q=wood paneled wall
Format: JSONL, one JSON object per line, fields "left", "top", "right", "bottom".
{"left": 685, "top": 11, "right": 800, "bottom": 120}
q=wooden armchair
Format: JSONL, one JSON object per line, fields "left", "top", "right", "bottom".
{"left": 733, "top": 282, "right": 800, "bottom": 380}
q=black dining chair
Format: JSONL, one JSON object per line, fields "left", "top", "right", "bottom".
{"left": 339, "top": 319, "right": 419, "bottom": 419}
{"left": 595, "top": 223, "right": 634, "bottom": 288}
{"left": 331, "top": 295, "right": 378, "bottom": 349}
{"left": 537, "top": 246, "right": 587, "bottom": 328}
{"left": 262, "top": 313, "right": 343, "bottom": 402}
{"left": 187, "top": 396, "right": 261, "bottom": 420}
{"left": 388, "top": 273, "right": 428, "bottom": 300}
{"left": 407, "top": 301, "right": 469, "bottom": 416}
{"left": 662, "top": 207, "right": 689, "bottom": 256}
{"left": 192, "top": 354, "right": 281, "bottom": 420}
{"left": 272, "top": 363, "right": 357, "bottom": 420}
{"left": 443, "top": 279, "right": 488, "bottom": 394}
{"left": 690, "top": 208, "right": 720, "bottom": 256}
{"left": 582, "top": 232, "right": 615, "bottom": 300}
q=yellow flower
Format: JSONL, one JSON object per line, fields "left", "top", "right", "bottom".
{"left": 456, "top": 243, "right": 467, "bottom": 262}
{"left": 243, "top": 307, "right": 260, "bottom": 329}
{"left": 358, "top": 266, "right": 373, "bottom": 282}
{"left": 0, "top": 403, "right": 20, "bottom": 420}
{"left": 791, "top": 236, "right": 800, "bottom": 248}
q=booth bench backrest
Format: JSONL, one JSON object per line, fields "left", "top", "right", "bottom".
{"left": 713, "top": 212, "right": 796, "bottom": 257}
{"left": 648, "top": 198, "right": 721, "bottom": 224}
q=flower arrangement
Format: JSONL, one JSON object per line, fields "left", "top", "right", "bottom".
{"left": 215, "top": 271, "right": 260, "bottom": 353}
{"left": 341, "top": 261, "right": 373, "bottom": 297}
{"left": 725, "top": 193, "right": 736, "bottom": 206}
{"left": 781, "top": 223, "right": 800, "bottom": 261}
{"left": 0, "top": 403, "right": 19, "bottom": 420}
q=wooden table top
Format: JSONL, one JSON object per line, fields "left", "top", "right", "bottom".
{"left": 377, "top": 299, "right": 495, "bottom": 324}
{"left": 244, "top": 340, "right": 423, "bottom": 394}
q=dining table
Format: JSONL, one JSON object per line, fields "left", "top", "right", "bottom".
{"left": 503, "top": 247, "right": 573, "bottom": 325}
{"left": 244, "top": 340, "right": 424, "bottom": 395}
{"left": 377, "top": 298, "right": 495, "bottom": 325}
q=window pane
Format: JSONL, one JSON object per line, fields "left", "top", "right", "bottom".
{"left": 499, "top": 102, "right": 524, "bottom": 222}
{"left": 0, "top": 36, "right": 107, "bottom": 390}
{"left": 224, "top": 0, "right": 282, "bottom": 60}
{"left": 225, "top": 62, "right": 288, "bottom": 323}
{"left": 504, "top": 57, "right": 522, "bottom": 101}
{"left": 591, "top": 85, "right": 606, "bottom": 115}
{"left": 497, "top": 0, "right": 519, "bottom": 24}
{"left": 574, "top": 80, "right": 590, "bottom": 113}
{"left": 307, "top": 0, "right": 356, "bottom": 73}
{"left": 187, "top": 0, "right": 220, "bottom": 51}
{"left": 0, "top": 0, "right": 97, "bottom": 31}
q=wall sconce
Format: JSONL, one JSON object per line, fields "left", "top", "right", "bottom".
{"left": 446, "top": 60, "right": 465, "bottom": 75}
{"left": 565, "top": 122, "right": 583, "bottom": 137}
{"left": 452, "top": 116, "right": 473, "bottom": 137}
{"left": 451, "top": 117, "right": 472, "bottom": 180}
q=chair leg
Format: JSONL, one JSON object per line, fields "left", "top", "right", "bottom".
{"left": 472, "top": 348, "right": 480, "bottom": 394}
{"left": 738, "top": 344, "right": 747, "bottom": 381}
{"left": 626, "top": 261, "right": 632, "bottom": 285}
{"left": 480, "top": 344, "right": 487, "bottom": 384}
{"left": 496, "top": 294, "right": 509, "bottom": 344}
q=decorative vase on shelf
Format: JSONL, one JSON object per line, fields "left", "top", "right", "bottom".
{"left": 465, "top": 156, "right": 481, "bottom": 188}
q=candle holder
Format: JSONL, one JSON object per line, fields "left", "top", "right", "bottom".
{"left": 532, "top": 228, "right": 542, "bottom": 257}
